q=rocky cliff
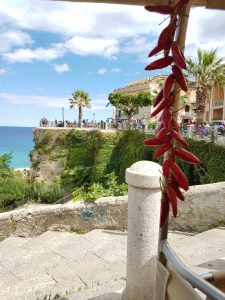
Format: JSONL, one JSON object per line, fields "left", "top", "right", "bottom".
{"left": 30, "top": 128, "right": 71, "bottom": 182}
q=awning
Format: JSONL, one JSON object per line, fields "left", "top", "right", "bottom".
{"left": 52, "top": 0, "right": 225, "bottom": 10}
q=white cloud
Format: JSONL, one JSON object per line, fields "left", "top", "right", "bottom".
{"left": 0, "top": 92, "right": 111, "bottom": 110}
{"left": 0, "top": 92, "right": 66, "bottom": 108}
{"left": 3, "top": 35, "right": 119, "bottom": 63}
{"left": 1, "top": 1, "right": 225, "bottom": 65}
{"left": 0, "top": 1, "right": 161, "bottom": 38}
{"left": 185, "top": 7, "right": 225, "bottom": 58}
{"left": 3, "top": 46, "right": 65, "bottom": 63}
{"left": 53, "top": 63, "right": 70, "bottom": 73}
{"left": 0, "top": 29, "right": 33, "bottom": 54}
{"left": 111, "top": 68, "right": 121, "bottom": 73}
{"left": 0, "top": 0, "right": 160, "bottom": 62}
{"left": 0, "top": 68, "right": 8, "bottom": 75}
{"left": 98, "top": 68, "right": 107, "bottom": 75}
{"left": 65, "top": 36, "right": 119, "bottom": 59}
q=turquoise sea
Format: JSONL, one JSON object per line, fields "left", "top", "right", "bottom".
{"left": 0, "top": 126, "right": 34, "bottom": 169}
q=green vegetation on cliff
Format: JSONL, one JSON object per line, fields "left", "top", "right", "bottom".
{"left": 0, "top": 153, "right": 64, "bottom": 211}
{"left": 33, "top": 129, "right": 225, "bottom": 190}
{"left": 3, "top": 129, "right": 225, "bottom": 211}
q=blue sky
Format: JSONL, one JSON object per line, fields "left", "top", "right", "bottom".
{"left": 0, "top": 0, "right": 225, "bottom": 126}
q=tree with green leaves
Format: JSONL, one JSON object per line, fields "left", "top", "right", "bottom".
{"left": 69, "top": 90, "right": 91, "bottom": 128}
{"left": 187, "top": 48, "right": 225, "bottom": 125}
{"left": 108, "top": 91, "right": 153, "bottom": 126}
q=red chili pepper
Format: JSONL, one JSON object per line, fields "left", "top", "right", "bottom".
{"left": 160, "top": 196, "right": 170, "bottom": 228}
{"left": 148, "top": 45, "right": 163, "bottom": 58}
{"left": 154, "top": 142, "right": 171, "bottom": 158}
{"left": 162, "top": 157, "right": 171, "bottom": 179}
{"left": 174, "top": 146, "right": 201, "bottom": 164}
{"left": 172, "top": 42, "right": 187, "bottom": 70}
{"left": 157, "top": 126, "right": 170, "bottom": 138}
{"left": 151, "top": 97, "right": 173, "bottom": 117}
{"left": 171, "top": 119, "right": 179, "bottom": 132}
{"left": 157, "top": 19, "right": 177, "bottom": 50}
{"left": 165, "top": 184, "right": 177, "bottom": 217}
{"left": 145, "top": 5, "right": 173, "bottom": 15}
{"left": 171, "top": 176, "right": 185, "bottom": 201}
{"left": 155, "top": 122, "right": 164, "bottom": 134}
{"left": 162, "top": 107, "right": 173, "bottom": 128}
{"left": 153, "top": 88, "right": 163, "bottom": 107}
{"left": 163, "top": 74, "right": 175, "bottom": 99}
{"left": 144, "top": 134, "right": 172, "bottom": 146}
{"left": 172, "top": 65, "right": 188, "bottom": 92}
{"left": 170, "top": 162, "right": 189, "bottom": 191}
{"left": 152, "top": 98, "right": 172, "bottom": 118}
{"left": 175, "top": 0, "right": 190, "bottom": 14}
{"left": 171, "top": 130, "right": 189, "bottom": 147}
{"left": 164, "top": 40, "right": 171, "bottom": 57}
{"left": 145, "top": 56, "right": 173, "bottom": 71}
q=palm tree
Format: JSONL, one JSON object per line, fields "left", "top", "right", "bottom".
{"left": 69, "top": 90, "right": 91, "bottom": 127}
{"left": 187, "top": 48, "right": 225, "bottom": 125}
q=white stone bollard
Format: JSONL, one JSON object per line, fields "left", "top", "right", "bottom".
{"left": 187, "top": 125, "right": 192, "bottom": 138}
{"left": 123, "top": 160, "right": 162, "bottom": 300}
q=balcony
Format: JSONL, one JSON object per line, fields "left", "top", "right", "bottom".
{"left": 213, "top": 100, "right": 224, "bottom": 107}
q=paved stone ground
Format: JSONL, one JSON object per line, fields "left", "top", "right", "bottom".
{"left": 0, "top": 228, "right": 225, "bottom": 300}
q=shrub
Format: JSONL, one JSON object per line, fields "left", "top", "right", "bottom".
{"left": 0, "top": 176, "right": 28, "bottom": 209}
{"left": 72, "top": 172, "right": 128, "bottom": 203}
{"left": 34, "top": 131, "right": 53, "bottom": 154}
{"left": 27, "top": 181, "right": 63, "bottom": 204}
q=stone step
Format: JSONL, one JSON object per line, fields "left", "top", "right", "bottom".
{"left": 0, "top": 236, "right": 29, "bottom": 250}
{"left": 168, "top": 227, "right": 225, "bottom": 275}
{"left": 0, "top": 230, "right": 127, "bottom": 300}
{"left": 0, "top": 228, "right": 225, "bottom": 300}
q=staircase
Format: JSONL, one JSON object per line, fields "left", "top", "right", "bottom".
{"left": 1, "top": 228, "right": 225, "bottom": 300}
{"left": 0, "top": 230, "right": 127, "bottom": 300}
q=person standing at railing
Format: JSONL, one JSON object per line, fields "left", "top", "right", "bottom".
{"left": 199, "top": 123, "right": 205, "bottom": 139}
{"left": 204, "top": 122, "right": 210, "bottom": 138}
{"left": 41, "top": 117, "right": 48, "bottom": 127}
{"left": 142, "top": 118, "right": 146, "bottom": 132}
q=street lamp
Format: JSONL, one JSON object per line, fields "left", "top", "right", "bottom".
{"left": 62, "top": 107, "right": 64, "bottom": 127}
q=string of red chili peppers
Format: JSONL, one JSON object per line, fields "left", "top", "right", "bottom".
{"left": 143, "top": 0, "right": 201, "bottom": 227}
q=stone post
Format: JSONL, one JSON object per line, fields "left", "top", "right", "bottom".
{"left": 123, "top": 161, "right": 162, "bottom": 300}
{"left": 187, "top": 125, "right": 192, "bottom": 138}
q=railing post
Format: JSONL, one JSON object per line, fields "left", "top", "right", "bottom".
{"left": 187, "top": 125, "right": 193, "bottom": 138}
{"left": 123, "top": 161, "right": 162, "bottom": 300}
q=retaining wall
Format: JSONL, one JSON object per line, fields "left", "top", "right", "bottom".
{"left": 0, "top": 182, "right": 225, "bottom": 241}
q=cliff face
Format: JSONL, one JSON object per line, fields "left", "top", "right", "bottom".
{"left": 30, "top": 128, "right": 151, "bottom": 187}
{"left": 30, "top": 128, "right": 71, "bottom": 182}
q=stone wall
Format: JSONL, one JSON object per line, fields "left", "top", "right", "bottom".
{"left": 0, "top": 182, "right": 225, "bottom": 241}
{"left": 171, "top": 181, "right": 225, "bottom": 232}
{"left": 0, "top": 196, "right": 127, "bottom": 241}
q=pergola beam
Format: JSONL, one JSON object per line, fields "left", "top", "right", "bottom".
{"left": 52, "top": 0, "right": 225, "bottom": 10}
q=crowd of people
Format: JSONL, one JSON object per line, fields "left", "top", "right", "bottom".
{"left": 40, "top": 116, "right": 216, "bottom": 140}
{"left": 40, "top": 117, "right": 108, "bottom": 129}
{"left": 180, "top": 118, "right": 211, "bottom": 138}
{"left": 40, "top": 116, "right": 149, "bottom": 131}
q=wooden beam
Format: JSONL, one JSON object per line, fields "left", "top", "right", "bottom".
{"left": 52, "top": 0, "right": 225, "bottom": 10}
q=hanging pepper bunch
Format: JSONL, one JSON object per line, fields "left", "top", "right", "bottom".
{"left": 143, "top": 0, "right": 201, "bottom": 227}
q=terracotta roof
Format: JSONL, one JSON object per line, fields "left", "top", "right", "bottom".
{"left": 52, "top": 0, "right": 225, "bottom": 10}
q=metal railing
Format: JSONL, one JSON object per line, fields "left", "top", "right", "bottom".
{"left": 213, "top": 100, "right": 224, "bottom": 107}
{"left": 162, "top": 241, "right": 225, "bottom": 300}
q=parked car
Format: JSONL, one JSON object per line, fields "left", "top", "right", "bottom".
{"left": 209, "top": 120, "right": 225, "bottom": 135}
